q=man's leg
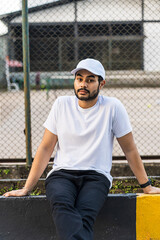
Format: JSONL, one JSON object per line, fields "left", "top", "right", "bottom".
{"left": 45, "top": 170, "right": 110, "bottom": 240}
{"left": 75, "top": 172, "right": 110, "bottom": 240}
{"left": 45, "top": 171, "right": 84, "bottom": 240}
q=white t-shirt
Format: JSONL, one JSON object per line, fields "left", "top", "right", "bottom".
{"left": 43, "top": 95, "right": 132, "bottom": 186}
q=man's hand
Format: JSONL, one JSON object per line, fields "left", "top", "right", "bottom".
{"left": 143, "top": 185, "right": 160, "bottom": 194}
{"left": 3, "top": 187, "right": 30, "bottom": 197}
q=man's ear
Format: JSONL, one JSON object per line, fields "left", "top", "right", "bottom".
{"left": 99, "top": 80, "right": 106, "bottom": 89}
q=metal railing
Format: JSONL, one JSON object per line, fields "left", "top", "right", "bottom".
{"left": 0, "top": 0, "right": 160, "bottom": 162}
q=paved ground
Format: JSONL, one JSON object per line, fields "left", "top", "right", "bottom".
{"left": 0, "top": 87, "right": 160, "bottom": 159}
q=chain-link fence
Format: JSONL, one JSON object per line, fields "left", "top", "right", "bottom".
{"left": 0, "top": 0, "right": 160, "bottom": 160}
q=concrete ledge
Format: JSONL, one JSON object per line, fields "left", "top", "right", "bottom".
{"left": 0, "top": 194, "right": 136, "bottom": 240}
{"left": 1, "top": 160, "right": 160, "bottom": 179}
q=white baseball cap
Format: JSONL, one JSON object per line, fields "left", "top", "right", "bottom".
{"left": 71, "top": 58, "right": 105, "bottom": 80}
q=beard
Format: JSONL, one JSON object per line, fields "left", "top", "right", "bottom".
{"left": 74, "top": 85, "right": 100, "bottom": 101}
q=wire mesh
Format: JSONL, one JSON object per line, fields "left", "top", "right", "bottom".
{"left": 0, "top": 0, "right": 160, "bottom": 160}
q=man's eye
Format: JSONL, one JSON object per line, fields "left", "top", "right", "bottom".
{"left": 88, "top": 79, "right": 94, "bottom": 83}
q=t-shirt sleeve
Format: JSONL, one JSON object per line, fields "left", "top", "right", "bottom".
{"left": 43, "top": 98, "right": 59, "bottom": 135}
{"left": 112, "top": 100, "right": 132, "bottom": 138}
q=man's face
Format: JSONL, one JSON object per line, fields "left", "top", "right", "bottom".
{"left": 74, "top": 69, "right": 100, "bottom": 101}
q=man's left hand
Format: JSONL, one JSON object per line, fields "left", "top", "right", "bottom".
{"left": 143, "top": 185, "right": 160, "bottom": 194}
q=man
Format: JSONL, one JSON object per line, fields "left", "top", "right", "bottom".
{"left": 3, "top": 58, "right": 160, "bottom": 240}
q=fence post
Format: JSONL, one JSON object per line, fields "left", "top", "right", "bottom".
{"left": 74, "top": 0, "right": 78, "bottom": 63}
{"left": 22, "top": 0, "right": 32, "bottom": 166}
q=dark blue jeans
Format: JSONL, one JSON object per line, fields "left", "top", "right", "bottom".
{"left": 45, "top": 169, "right": 110, "bottom": 240}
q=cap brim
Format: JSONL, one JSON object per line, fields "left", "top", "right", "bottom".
{"left": 71, "top": 68, "right": 85, "bottom": 75}
{"left": 71, "top": 67, "right": 100, "bottom": 76}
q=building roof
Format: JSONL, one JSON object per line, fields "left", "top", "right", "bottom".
{"left": 0, "top": 0, "right": 83, "bottom": 24}
{"left": 1, "top": 0, "right": 144, "bottom": 24}
{"left": 2, "top": 0, "right": 160, "bottom": 25}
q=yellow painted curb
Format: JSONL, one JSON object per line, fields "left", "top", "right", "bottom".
{"left": 136, "top": 194, "right": 160, "bottom": 240}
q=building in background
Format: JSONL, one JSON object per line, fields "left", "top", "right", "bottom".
{"left": 0, "top": 0, "right": 160, "bottom": 86}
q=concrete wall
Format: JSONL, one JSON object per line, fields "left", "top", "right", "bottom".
{"left": 1, "top": 194, "right": 160, "bottom": 240}
{"left": 0, "top": 194, "right": 136, "bottom": 240}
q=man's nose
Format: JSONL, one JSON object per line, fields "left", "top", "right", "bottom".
{"left": 80, "top": 80, "right": 88, "bottom": 88}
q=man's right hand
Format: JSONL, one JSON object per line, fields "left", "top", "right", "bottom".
{"left": 3, "top": 187, "right": 30, "bottom": 197}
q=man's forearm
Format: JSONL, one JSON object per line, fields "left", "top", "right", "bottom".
{"left": 3, "top": 129, "right": 57, "bottom": 197}
{"left": 125, "top": 147, "right": 148, "bottom": 185}
{"left": 117, "top": 133, "right": 148, "bottom": 185}
{"left": 24, "top": 144, "right": 53, "bottom": 192}
{"left": 117, "top": 132, "right": 160, "bottom": 194}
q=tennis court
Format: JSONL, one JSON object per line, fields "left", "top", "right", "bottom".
{"left": 1, "top": 87, "right": 160, "bottom": 159}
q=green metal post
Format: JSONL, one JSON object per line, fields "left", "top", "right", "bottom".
{"left": 22, "top": 0, "right": 32, "bottom": 166}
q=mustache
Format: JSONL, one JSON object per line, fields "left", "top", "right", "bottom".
{"left": 77, "top": 88, "right": 90, "bottom": 93}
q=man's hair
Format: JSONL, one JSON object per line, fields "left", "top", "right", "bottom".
{"left": 98, "top": 76, "right": 103, "bottom": 84}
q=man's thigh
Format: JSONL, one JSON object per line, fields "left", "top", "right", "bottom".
{"left": 75, "top": 173, "right": 110, "bottom": 227}
{"left": 45, "top": 171, "right": 78, "bottom": 207}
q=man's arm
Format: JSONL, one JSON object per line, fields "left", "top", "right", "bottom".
{"left": 117, "top": 132, "right": 160, "bottom": 194}
{"left": 3, "top": 129, "right": 58, "bottom": 197}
